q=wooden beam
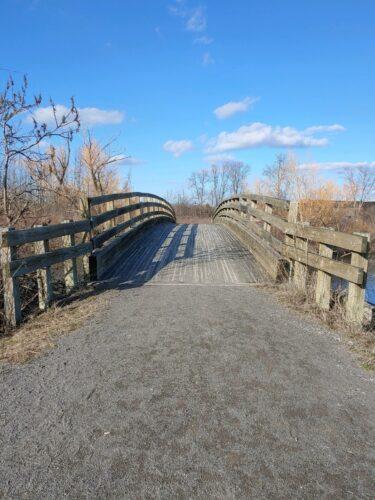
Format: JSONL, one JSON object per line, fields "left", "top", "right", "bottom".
{"left": 346, "top": 233, "right": 370, "bottom": 323}
{"left": 4, "top": 220, "right": 90, "bottom": 247}
{"left": 315, "top": 243, "right": 333, "bottom": 310}
{"left": 263, "top": 203, "right": 272, "bottom": 232}
{"left": 282, "top": 243, "right": 363, "bottom": 284}
{"left": 1, "top": 228, "right": 22, "bottom": 327}
{"left": 34, "top": 224, "right": 53, "bottom": 311}
{"left": 62, "top": 220, "right": 79, "bottom": 293}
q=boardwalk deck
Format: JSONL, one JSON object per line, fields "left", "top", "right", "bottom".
{"left": 108, "top": 222, "right": 268, "bottom": 285}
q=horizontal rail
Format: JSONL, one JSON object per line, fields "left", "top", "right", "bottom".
{"left": 3, "top": 220, "right": 91, "bottom": 247}
{"left": 10, "top": 242, "right": 92, "bottom": 278}
{"left": 88, "top": 191, "right": 173, "bottom": 210}
{"left": 214, "top": 195, "right": 370, "bottom": 323}
{"left": 91, "top": 201, "right": 173, "bottom": 228}
{"left": 1, "top": 190, "right": 176, "bottom": 328}
{"left": 92, "top": 210, "right": 175, "bottom": 248}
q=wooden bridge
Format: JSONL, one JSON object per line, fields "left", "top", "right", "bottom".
{"left": 1, "top": 191, "right": 370, "bottom": 327}
{"left": 1, "top": 191, "right": 374, "bottom": 497}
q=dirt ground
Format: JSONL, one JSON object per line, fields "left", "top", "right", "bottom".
{"left": 0, "top": 283, "right": 374, "bottom": 498}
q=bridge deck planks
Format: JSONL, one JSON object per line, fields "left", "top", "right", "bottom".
{"left": 108, "top": 222, "right": 268, "bottom": 285}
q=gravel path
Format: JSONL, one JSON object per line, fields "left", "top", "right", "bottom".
{"left": 0, "top": 224, "right": 374, "bottom": 498}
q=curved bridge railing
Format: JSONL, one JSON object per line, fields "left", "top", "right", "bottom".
{"left": 214, "top": 193, "right": 370, "bottom": 324}
{"left": 1, "top": 192, "right": 175, "bottom": 327}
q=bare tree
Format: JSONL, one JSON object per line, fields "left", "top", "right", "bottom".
{"left": 262, "top": 153, "right": 295, "bottom": 199}
{"left": 189, "top": 169, "right": 209, "bottom": 205}
{"left": 209, "top": 164, "right": 229, "bottom": 206}
{"left": 77, "top": 132, "right": 123, "bottom": 197}
{"left": 343, "top": 166, "right": 375, "bottom": 208}
{"left": 224, "top": 160, "right": 250, "bottom": 196}
{"left": 0, "top": 75, "right": 79, "bottom": 224}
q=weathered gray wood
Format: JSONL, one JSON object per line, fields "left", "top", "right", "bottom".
{"left": 293, "top": 234, "right": 308, "bottom": 290}
{"left": 4, "top": 220, "right": 91, "bottom": 247}
{"left": 219, "top": 217, "right": 285, "bottom": 281}
{"left": 282, "top": 243, "right": 363, "bottom": 284}
{"left": 9, "top": 242, "right": 96, "bottom": 277}
{"left": 62, "top": 220, "right": 78, "bottom": 292}
{"left": 93, "top": 214, "right": 173, "bottom": 279}
{"left": 1, "top": 228, "right": 22, "bottom": 327}
{"left": 264, "top": 204, "right": 272, "bottom": 232}
{"left": 105, "top": 200, "right": 116, "bottom": 230}
{"left": 346, "top": 233, "right": 370, "bottom": 323}
{"left": 91, "top": 201, "right": 173, "bottom": 227}
{"left": 284, "top": 223, "right": 367, "bottom": 253}
{"left": 88, "top": 191, "right": 172, "bottom": 208}
{"left": 217, "top": 203, "right": 288, "bottom": 232}
{"left": 315, "top": 243, "right": 333, "bottom": 310}
{"left": 81, "top": 197, "right": 92, "bottom": 281}
{"left": 286, "top": 201, "right": 299, "bottom": 280}
{"left": 34, "top": 224, "right": 53, "bottom": 311}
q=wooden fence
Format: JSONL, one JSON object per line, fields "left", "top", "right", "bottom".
{"left": 214, "top": 193, "right": 370, "bottom": 324}
{"left": 1, "top": 192, "right": 175, "bottom": 327}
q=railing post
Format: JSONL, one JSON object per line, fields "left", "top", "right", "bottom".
{"left": 263, "top": 203, "right": 272, "bottom": 232}
{"left": 62, "top": 220, "right": 78, "bottom": 293}
{"left": 315, "top": 243, "right": 333, "bottom": 310}
{"left": 81, "top": 197, "right": 92, "bottom": 281}
{"left": 285, "top": 201, "right": 298, "bottom": 281}
{"left": 34, "top": 224, "right": 53, "bottom": 311}
{"left": 105, "top": 200, "right": 116, "bottom": 230}
{"left": 248, "top": 199, "right": 257, "bottom": 222}
{"left": 346, "top": 232, "right": 370, "bottom": 323}
{"left": 1, "top": 228, "right": 22, "bottom": 328}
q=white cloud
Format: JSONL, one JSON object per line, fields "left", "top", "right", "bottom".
{"left": 163, "top": 139, "right": 193, "bottom": 157}
{"left": 186, "top": 6, "right": 206, "bottom": 32}
{"left": 299, "top": 161, "right": 375, "bottom": 172}
{"left": 114, "top": 155, "right": 144, "bottom": 166}
{"left": 214, "top": 97, "right": 259, "bottom": 119}
{"left": 304, "top": 124, "right": 346, "bottom": 134}
{"left": 205, "top": 122, "right": 345, "bottom": 153}
{"left": 30, "top": 105, "right": 124, "bottom": 127}
{"left": 194, "top": 35, "right": 213, "bottom": 45}
{"left": 203, "top": 154, "right": 236, "bottom": 164}
{"left": 202, "top": 51, "right": 214, "bottom": 66}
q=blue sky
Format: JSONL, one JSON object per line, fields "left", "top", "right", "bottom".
{"left": 2, "top": 0, "right": 375, "bottom": 197}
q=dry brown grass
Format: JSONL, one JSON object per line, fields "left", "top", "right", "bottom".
{"left": 0, "top": 289, "right": 107, "bottom": 364}
{"left": 267, "top": 279, "right": 375, "bottom": 371}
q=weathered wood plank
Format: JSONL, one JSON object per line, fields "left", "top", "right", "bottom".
{"left": 4, "top": 220, "right": 91, "bottom": 247}
{"left": 264, "top": 204, "right": 272, "bottom": 232}
{"left": 10, "top": 243, "right": 92, "bottom": 277}
{"left": 284, "top": 224, "right": 367, "bottom": 253}
{"left": 34, "top": 225, "right": 53, "bottom": 310}
{"left": 1, "top": 228, "right": 22, "bottom": 327}
{"left": 216, "top": 204, "right": 288, "bottom": 232}
{"left": 62, "top": 220, "right": 78, "bottom": 292}
{"left": 88, "top": 191, "right": 173, "bottom": 208}
{"left": 242, "top": 193, "right": 290, "bottom": 210}
{"left": 282, "top": 243, "right": 363, "bottom": 284}
{"left": 346, "top": 233, "right": 370, "bottom": 323}
{"left": 91, "top": 201, "right": 173, "bottom": 227}
{"left": 315, "top": 243, "right": 333, "bottom": 310}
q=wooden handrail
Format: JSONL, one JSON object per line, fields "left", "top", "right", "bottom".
{"left": 214, "top": 195, "right": 370, "bottom": 323}
{"left": 1, "top": 191, "right": 176, "bottom": 328}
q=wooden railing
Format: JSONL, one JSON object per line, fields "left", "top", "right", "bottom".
{"left": 214, "top": 193, "right": 370, "bottom": 324}
{"left": 1, "top": 192, "right": 175, "bottom": 327}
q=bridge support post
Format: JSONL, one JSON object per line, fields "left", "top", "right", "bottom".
{"left": 346, "top": 232, "right": 370, "bottom": 323}
{"left": 105, "top": 200, "right": 116, "bottom": 230}
{"left": 264, "top": 203, "right": 272, "bottom": 232}
{"left": 315, "top": 243, "right": 333, "bottom": 310}
{"left": 62, "top": 220, "right": 78, "bottom": 293}
{"left": 285, "top": 201, "right": 299, "bottom": 280}
{"left": 34, "top": 224, "right": 53, "bottom": 311}
{"left": 1, "top": 228, "right": 22, "bottom": 328}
